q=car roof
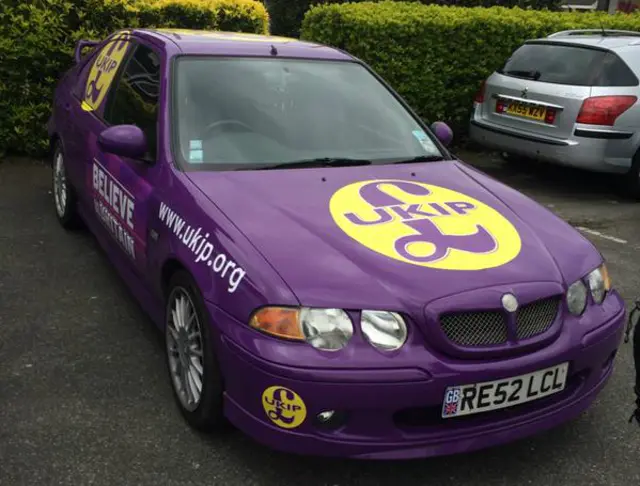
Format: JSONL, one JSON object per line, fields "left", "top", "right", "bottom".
{"left": 129, "top": 28, "right": 355, "bottom": 61}
{"left": 529, "top": 31, "right": 640, "bottom": 52}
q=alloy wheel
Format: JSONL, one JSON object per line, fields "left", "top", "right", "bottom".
{"left": 53, "top": 150, "right": 68, "bottom": 218}
{"left": 166, "top": 287, "right": 205, "bottom": 412}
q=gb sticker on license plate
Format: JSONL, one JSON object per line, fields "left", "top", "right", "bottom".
{"left": 442, "top": 387, "right": 462, "bottom": 417}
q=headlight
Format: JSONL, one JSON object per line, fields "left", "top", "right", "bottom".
{"left": 361, "top": 310, "right": 408, "bottom": 351}
{"left": 249, "top": 307, "right": 353, "bottom": 351}
{"left": 587, "top": 264, "right": 611, "bottom": 304}
{"left": 567, "top": 280, "right": 588, "bottom": 316}
{"left": 300, "top": 308, "right": 353, "bottom": 351}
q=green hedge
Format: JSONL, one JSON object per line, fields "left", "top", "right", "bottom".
{"left": 0, "top": 0, "right": 268, "bottom": 158}
{"left": 301, "top": 2, "right": 640, "bottom": 142}
{"left": 267, "top": 0, "right": 562, "bottom": 38}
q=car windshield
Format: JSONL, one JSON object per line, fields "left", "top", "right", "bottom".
{"left": 171, "top": 56, "right": 445, "bottom": 170}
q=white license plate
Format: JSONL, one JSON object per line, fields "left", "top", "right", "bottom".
{"left": 441, "top": 362, "right": 569, "bottom": 419}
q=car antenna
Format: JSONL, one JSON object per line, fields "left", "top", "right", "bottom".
{"left": 270, "top": 44, "right": 278, "bottom": 56}
{"left": 600, "top": 21, "right": 607, "bottom": 37}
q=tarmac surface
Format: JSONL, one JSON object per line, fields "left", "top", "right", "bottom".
{"left": 1, "top": 151, "right": 639, "bottom": 486}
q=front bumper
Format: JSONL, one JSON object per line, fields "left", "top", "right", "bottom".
{"left": 211, "top": 298, "right": 626, "bottom": 460}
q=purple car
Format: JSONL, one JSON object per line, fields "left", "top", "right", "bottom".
{"left": 48, "top": 28, "right": 626, "bottom": 460}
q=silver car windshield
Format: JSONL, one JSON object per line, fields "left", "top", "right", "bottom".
{"left": 171, "top": 57, "right": 444, "bottom": 170}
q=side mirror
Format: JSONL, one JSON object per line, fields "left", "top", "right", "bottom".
{"left": 98, "top": 125, "right": 148, "bottom": 159}
{"left": 431, "top": 121, "right": 453, "bottom": 147}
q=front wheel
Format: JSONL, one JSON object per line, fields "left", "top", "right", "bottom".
{"left": 165, "top": 270, "right": 226, "bottom": 432}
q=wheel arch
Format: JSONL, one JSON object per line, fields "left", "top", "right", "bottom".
{"left": 160, "top": 257, "right": 189, "bottom": 299}
{"left": 49, "top": 133, "right": 62, "bottom": 166}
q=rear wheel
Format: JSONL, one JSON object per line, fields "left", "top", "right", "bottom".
{"left": 52, "top": 142, "right": 81, "bottom": 229}
{"left": 499, "top": 152, "right": 522, "bottom": 167}
{"left": 622, "top": 150, "right": 640, "bottom": 201}
{"left": 164, "top": 270, "right": 226, "bottom": 432}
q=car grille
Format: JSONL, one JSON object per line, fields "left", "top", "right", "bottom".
{"left": 516, "top": 297, "right": 561, "bottom": 340}
{"left": 439, "top": 296, "right": 561, "bottom": 347}
{"left": 440, "top": 310, "right": 508, "bottom": 347}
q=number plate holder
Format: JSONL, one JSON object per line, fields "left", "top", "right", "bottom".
{"left": 441, "top": 362, "right": 569, "bottom": 419}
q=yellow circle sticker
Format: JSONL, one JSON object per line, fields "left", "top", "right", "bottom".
{"left": 329, "top": 179, "right": 522, "bottom": 271}
{"left": 83, "top": 31, "right": 132, "bottom": 112}
{"left": 262, "top": 386, "right": 307, "bottom": 429}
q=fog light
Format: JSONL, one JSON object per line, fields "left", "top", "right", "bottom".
{"left": 317, "top": 410, "right": 335, "bottom": 423}
{"left": 314, "top": 410, "right": 348, "bottom": 429}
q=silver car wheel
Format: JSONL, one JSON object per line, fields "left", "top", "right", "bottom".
{"left": 53, "top": 150, "right": 68, "bottom": 218}
{"left": 166, "top": 287, "right": 205, "bottom": 412}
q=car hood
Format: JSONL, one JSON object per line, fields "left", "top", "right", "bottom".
{"left": 185, "top": 160, "right": 601, "bottom": 311}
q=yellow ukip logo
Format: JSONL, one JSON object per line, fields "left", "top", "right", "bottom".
{"left": 329, "top": 179, "right": 522, "bottom": 271}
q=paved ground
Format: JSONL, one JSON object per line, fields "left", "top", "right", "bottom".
{"left": 1, "top": 151, "right": 640, "bottom": 486}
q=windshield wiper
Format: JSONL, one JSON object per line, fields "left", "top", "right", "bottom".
{"left": 504, "top": 69, "right": 541, "bottom": 80}
{"left": 392, "top": 155, "right": 446, "bottom": 164}
{"left": 256, "top": 157, "right": 374, "bottom": 170}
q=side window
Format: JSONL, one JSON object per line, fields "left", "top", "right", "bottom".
{"left": 591, "top": 52, "right": 639, "bottom": 87}
{"left": 104, "top": 43, "right": 161, "bottom": 162}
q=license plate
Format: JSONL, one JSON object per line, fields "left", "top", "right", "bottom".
{"left": 441, "top": 362, "right": 569, "bottom": 419}
{"left": 502, "top": 100, "right": 547, "bottom": 121}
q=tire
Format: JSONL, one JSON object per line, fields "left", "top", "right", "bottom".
{"left": 52, "top": 141, "right": 82, "bottom": 229}
{"left": 164, "top": 270, "right": 226, "bottom": 432}
{"left": 621, "top": 150, "right": 640, "bottom": 201}
{"left": 500, "top": 152, "right": 526, "bottom": 165}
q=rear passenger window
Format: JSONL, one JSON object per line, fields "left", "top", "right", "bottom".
{"left": 499, "top": 42, "right": 638, "bottom": 87}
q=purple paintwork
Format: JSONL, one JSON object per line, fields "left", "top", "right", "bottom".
{"left": 431, "top": 121, "right": 453, "bottom": 147}
{"left": 47, "top": 28, "right": 627, "bottom": 460}
{"left": 98, "top": 125, "right": 148, "bottom": 159}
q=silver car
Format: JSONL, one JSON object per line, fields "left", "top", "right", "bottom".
{"left": 469, "top": 29, "right": 640, "bottom": 198}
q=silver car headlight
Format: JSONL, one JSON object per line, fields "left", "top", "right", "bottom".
{"left": 587, "top": 264, "right": 611, "bottom": 304}
{"left": 300, "top": 308, "right": 353, "bottom": 351}
{"left": 360, "top": 310, "right": 408, "bottom": 351}
{"left": 567, "top": 279, "right": 588, "bottom": 316}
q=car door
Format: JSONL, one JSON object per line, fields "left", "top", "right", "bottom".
{"left": 88, "top": 39, "right": 163, "bottom": 280}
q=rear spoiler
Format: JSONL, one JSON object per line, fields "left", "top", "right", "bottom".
{"left": 74, "top": 39, "right": 100, "bottom": 63}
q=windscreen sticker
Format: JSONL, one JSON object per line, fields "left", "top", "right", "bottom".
{"left": 189, "top": 150, "right": 204, "bottom": 163}
{"left": 329, "top": 179, "right": 522, "bottom": 271}
{"left": 412, "top": 130, "right": 428, "bottom": 141}
{"left": 158, "top": 203, "right": 246, "bottom": 293}
{"left": 262, "top": 386, "right": 307, "bottom": 429}
{"left": 92, "top": 160, "right": 137, "bottom": 260}
{"left": 412, "top": 130, "right": 438, "bottom": 152}
{"left": 189, "top": 141, "right": 204, "bottom": 163}
{"left": 83, "top": 31, "right": 131, "bottom": 112}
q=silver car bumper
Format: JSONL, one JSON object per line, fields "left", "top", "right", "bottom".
{"left": 469, "top": 118, "right": 637, "bottom": 174}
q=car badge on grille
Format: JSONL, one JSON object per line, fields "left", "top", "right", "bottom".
{"left": 502, "top": 293, "right": 519, "bottom": 313}
{"left": 521, "top": 86, "right": 528, "bottom": 98}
